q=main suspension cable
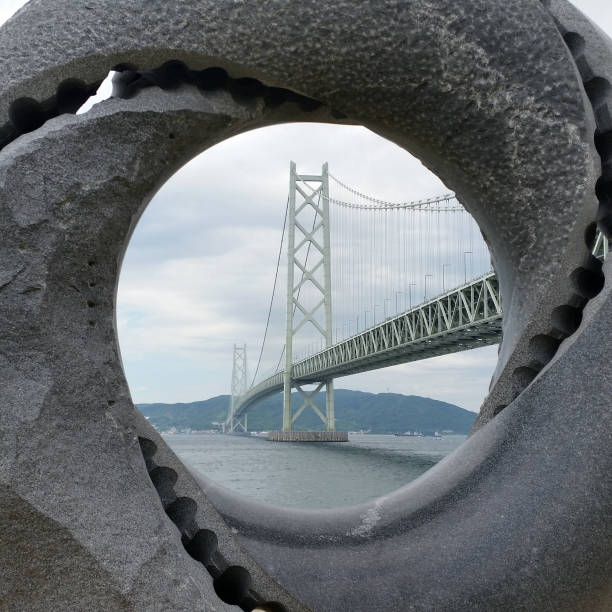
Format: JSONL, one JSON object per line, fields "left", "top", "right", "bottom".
{"left": 328, "top": 172, "right": 457, "bottom": 210}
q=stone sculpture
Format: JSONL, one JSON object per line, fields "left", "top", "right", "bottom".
{"left": 0, "top": 0, "right": 610, "bottom": 610}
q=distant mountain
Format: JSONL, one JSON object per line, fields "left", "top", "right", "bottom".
{"left": 138, "top": 389, "right": 476, "bottom": 434}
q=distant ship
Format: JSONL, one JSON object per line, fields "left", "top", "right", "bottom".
{"left": 394, "top": 431, "right": 423, "bottom": 437}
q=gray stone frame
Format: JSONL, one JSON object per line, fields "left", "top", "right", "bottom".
{"left": 0, "top": 0, "right": 610, "bottom": 610}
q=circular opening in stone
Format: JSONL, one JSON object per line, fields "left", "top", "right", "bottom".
{"left": 117, "top": 123, "right": 496, "bottom": 509}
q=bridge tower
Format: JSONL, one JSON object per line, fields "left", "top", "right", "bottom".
{"left": 282, "top": 162, "right": 335, "bottom": 434}
{"left": 228, "top": 343, "right": 248, "bottom": 433}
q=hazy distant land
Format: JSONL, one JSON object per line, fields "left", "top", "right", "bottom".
{"left": 138, "top": 389, "right": 476, "bottom": 434}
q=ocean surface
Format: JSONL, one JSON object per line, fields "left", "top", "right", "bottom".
{"left": 163, "top": 433, "right": 466, "bottom": 509}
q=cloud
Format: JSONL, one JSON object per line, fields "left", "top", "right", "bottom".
{"left": 0, "top": 0, "right": 27, "bottom": 25}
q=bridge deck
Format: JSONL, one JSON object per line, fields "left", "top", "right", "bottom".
{"left": 234, "top": 271, "right": 502, "bottom": 418}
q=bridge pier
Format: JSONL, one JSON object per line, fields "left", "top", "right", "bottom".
{"left": 228, "top": 413, "right": 247, "bottom": 434}
{"left": 268, "top": 430, "right": 347, "bottom": 442}
{"left": 325, "top": 379, "right": 335, "bottom": 431}
{"left": 281, "top": 381, "right": 336, "bottom": 431}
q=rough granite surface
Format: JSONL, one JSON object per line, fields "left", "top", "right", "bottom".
{"left": 0, "top": 0, "right": 610, "bottom": 610}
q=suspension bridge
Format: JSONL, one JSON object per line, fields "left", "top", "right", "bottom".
{"left": 225, "top": 163, "right": 609, "bottom": 440}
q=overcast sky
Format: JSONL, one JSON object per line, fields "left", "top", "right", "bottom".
{"left": 2, "top": 1, "right": 611, "bottom": 412}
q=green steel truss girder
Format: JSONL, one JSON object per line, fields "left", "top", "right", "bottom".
{"left": 234, "top": 271, "right": 502, "bottom": 419}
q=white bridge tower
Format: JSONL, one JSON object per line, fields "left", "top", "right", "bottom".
{"left": 227, "top": 343, "right": 248, "bottom": 432}
{"left": 282, "top": 162, "right": 335, "bottom": 432}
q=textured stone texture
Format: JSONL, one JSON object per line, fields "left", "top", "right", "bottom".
{"left": 0, "top": 0, "right": 610, "bottom": 610}
{"left": 0, "top": 89, "right": 311, "bottom": 610}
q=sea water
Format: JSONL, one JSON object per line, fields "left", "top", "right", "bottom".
{"left": 163, "top": 433, "right": 466, "bottom": 509}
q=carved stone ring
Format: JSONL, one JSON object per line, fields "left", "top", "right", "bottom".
{"left": 1, "top": 1, "right": 610, "bottom": 610}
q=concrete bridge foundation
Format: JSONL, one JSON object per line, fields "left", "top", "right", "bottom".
{"left": 267, "top": 431, "right": 348, "bottom": 442}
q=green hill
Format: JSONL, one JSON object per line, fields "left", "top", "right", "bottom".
{"left": 138, "top": 389, "right": 476, "bottom": 434}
